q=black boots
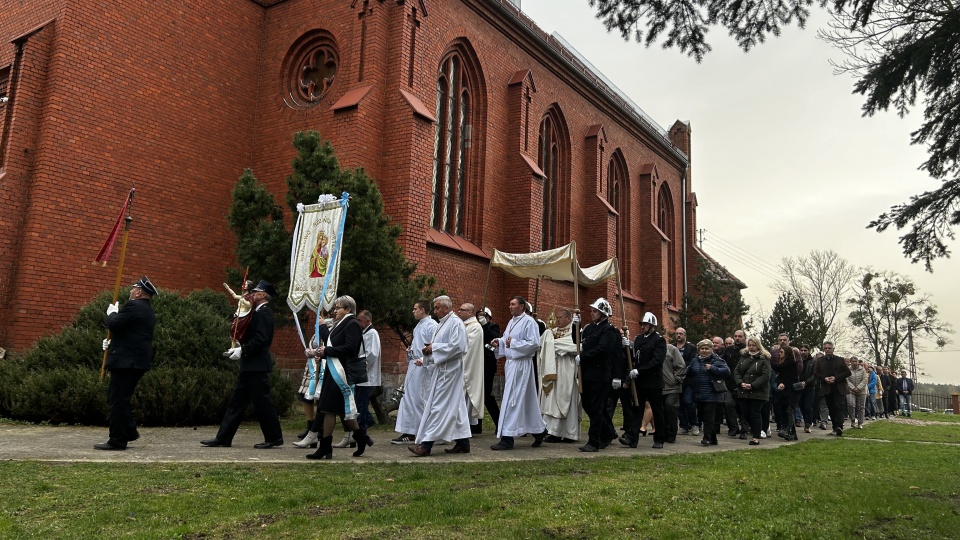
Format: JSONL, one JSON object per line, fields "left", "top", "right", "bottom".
{"left": 352, "top": 428, "right": 374, "bottom": 457}
{"left": 306, "top": 436, "right": 333, "bottom": 460}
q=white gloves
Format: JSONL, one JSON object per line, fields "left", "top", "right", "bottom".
{"left": 106, "top": 302, "right": 119, "bottom": 316}
{"left": 305, "top": 348, "right": 318, "bottom": 358}
{"left": 612, "top": 378, "right": 622, "bottom": 390}
{"left": 575, "top": 355, "right": 580, "bottom": 366}
{"left": 622, "top": 336, "right": 631, "bottom": 347}
{"left": 102, "top": 339, "right": 111, "bottom": 351}
{"left": 572, "top": 313, "right": 580, "bottom": 325}
{"left": 223, "top": 347, "right": 241, "bottom": 360}
{"left": 629, "top": 369, "right": 639, "bottom": 379}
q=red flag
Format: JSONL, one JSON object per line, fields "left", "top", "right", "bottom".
{"left": 94, "top": 189, "right": 134, "bottom": 266}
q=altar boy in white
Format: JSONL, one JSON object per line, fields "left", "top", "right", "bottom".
{"left": 489, "top": 296, "right": 548, "bottom": 450}
{"left": 392, "top": 299, "right": 438, "bottom": 444}
{"left": 407, "top": 296, "right": 472, "bottom": 456}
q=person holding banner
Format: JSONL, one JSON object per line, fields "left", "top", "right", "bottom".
{"left": 201, "top": 280, "right": 284, "bottom": 449}
{"left": 295, "top": 314, "right": 331, "bottom": 442}
{"left": 489, "top": 296, "right": 547, "bottom": 450}
{"left": 95, "top": 276, "right": 157, "bottom": 451}
{"left": 303, "top": 295, "right": 373, "bottom": 459}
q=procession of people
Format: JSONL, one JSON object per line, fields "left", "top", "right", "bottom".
{"left": 97, "top": 274, "right": 917, "bottom": 459}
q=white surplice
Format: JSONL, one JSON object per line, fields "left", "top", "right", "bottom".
{"left": 496, "top": 313, "right": 547, "bottom": 438}
{"left": 462, "top": 316, "right": 485, "bottom": 422}
{"left": 395, "top": 316, "right": 438, "bottom": 435}
{"left": 539, "top": 324, "right": 581, "bottom": 440}
{"left": 416, "top": 312, "right": 472, "bottom": 444}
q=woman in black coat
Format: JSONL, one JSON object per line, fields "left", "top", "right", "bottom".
{"left": 687, "top": 339, "right": 730, "bottom": 446}
{"left": 300, "top": 295, "right": 372, "bottom": 459}
{"left": 772, "top": 343, "right": 802, "bottom": 441}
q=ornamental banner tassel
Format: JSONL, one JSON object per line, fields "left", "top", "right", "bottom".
{"left": 287, "top": 192, "right": 350, "bottom": 349}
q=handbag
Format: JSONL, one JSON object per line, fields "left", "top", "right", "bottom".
{"left": 792, "top": 381, "right": 805, "bottom": 391}
{"left": 711, "top": 379, "right": 727, "bottom": 393}
{"left": 345, "top": 358, "right": 368, "bottom": 385}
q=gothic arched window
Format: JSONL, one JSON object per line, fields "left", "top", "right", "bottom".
{"left": 538, "top": 106, "right": 569, "bottom": 250}
{"left": 657, "top": 184, "right": 677, "bottom": 303}
{"left": 608, "top": 150, "right": 629, "bottom": 288}
{"left": 431, "top": 53, "right": 472, "bottom": 235}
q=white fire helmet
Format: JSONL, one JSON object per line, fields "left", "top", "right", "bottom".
{"left": 641, "top": 312, "right": 658, "bottom": 327}
{"left": 589, "top": 297, "right": 612, "bottom": 317}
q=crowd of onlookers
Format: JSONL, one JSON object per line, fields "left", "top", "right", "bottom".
{"left": 622, "top": 328, "right": 919, "bottom": 448}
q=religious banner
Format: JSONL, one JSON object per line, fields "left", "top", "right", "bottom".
{"left": 288, "top": 192, "right": 349, "bottom": 313}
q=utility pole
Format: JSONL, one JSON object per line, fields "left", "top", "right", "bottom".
{"left": 697, "top": 228, "right": 704, "bottom": 249}
{"left": 907, "top": 326, "right": 918, "bottom": 382}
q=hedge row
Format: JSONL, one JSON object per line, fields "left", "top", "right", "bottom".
{"left": 0, "top": 288, "right": 294, "bottom": 426}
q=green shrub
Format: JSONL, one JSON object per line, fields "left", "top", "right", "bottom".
{"left": 0, "top": 288, "right": 293, "bottom": 425}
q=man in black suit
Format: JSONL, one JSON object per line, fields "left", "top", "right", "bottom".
{"left": 814, "top": 341, "right": 851, "bottom": 436}
{"left": 202, "top": 280, "right": 284, "bottom": 449}
{"left": 96, "top": 276, "right": 157, "bottom": 450}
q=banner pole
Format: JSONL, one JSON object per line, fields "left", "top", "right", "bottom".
{"left": 101, "top": 188, "right": 135, "bottom": 381}
{"left": 572, "top": 241, "right": 582, "bottom": 393}
{"left": 613, "top": 257, "right": 638, "bottom": 406}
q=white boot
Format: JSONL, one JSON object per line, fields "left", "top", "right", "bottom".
{"left": 293, "top": 431, "right": 319, "bottom": 448}
{"left": 332, "top": 431, "right": 355, "bottom": 448}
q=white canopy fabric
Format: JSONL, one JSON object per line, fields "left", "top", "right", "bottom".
{"left": 489, "top": 243, "right": 618, "bottom": 286}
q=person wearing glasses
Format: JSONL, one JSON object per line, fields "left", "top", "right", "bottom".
{"left": 202, "top": 280, "right": 284, "bottom": 449}
{"left": 303, "top": 295, "right": 372, "bottom": 459}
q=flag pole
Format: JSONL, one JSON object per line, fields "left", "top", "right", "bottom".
{"left": 100, "top": 188, "right": 136, "bottom": 381}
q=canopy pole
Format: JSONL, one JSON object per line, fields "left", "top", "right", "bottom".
{"left": 482, "top": 256, "right": 493, "bottom": 312}
{"left": 533, "top": 278, "right": 541, "bottom": 314}
{"left": 572, "top": 241, "right": 582, "bottom": 393}
{"left": 614, "top": 258, "right": 638, "bottom": 406}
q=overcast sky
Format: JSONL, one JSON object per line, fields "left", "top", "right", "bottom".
{"left": 520, "top": 1, "right": 960, "bottom": 385}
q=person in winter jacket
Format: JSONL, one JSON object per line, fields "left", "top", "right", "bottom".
{"left": 734, "top": 336, "right": 772, "bottom": 446}
{"left": 687, "top": 339, "right": 730, "bottom": 446}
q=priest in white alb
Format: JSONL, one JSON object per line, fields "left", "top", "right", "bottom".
{"left": 407, "top": 295, "right": 472, "bottom": 456}
{"left": 539, "top": 306, "right": 581, "bottom": 442}
{"left": 457, "top": 302, "right": 486, "bottom": 433}
{"left": 489, "top": 295, "right": 548, "bottom": 450}
{"left": 392, "top": 299, "right": 438, "bottom": 444}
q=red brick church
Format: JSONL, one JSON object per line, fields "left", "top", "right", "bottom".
{"left": 0, "top": 0, "right": 731, "bottom": 371}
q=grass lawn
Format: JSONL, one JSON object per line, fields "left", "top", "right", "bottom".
{"left": 1, "top": 421, "right": 959, "bottom": 539}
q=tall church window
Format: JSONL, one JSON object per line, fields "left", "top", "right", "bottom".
{"left": 608, "top": 150, "right": 629, "bottom": 288}
{"left": 538, "top": 107, "right": 569, "bottom": 250}
{"left": 658, "top": 184, "right": 677, "bottom": 303}
{"left": 431, "top": 54, "right": 470, "bottom": 235}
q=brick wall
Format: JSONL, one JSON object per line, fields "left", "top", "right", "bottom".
{"left": 1, "top": 0, "right": 699, "bottom": 384}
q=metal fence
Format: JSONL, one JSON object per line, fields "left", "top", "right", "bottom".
{"left": 910, "top": 392, "right": 955, "bottom": 413}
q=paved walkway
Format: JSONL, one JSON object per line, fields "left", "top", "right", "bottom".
{"left": 0, "top": 422, "right": 854, "bottom": 464}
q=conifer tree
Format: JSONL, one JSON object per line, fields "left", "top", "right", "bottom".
{"left": 761, "top": 293, "right": 828, "bottom": 349}
{"left": 671, "top": 258, "right": 749, "bottom": 341}
{"left": 228, "top": 131, "right": 439, "bottom": 342}
{"left": 226, "top": 169, "right": 291, "bottom": 315}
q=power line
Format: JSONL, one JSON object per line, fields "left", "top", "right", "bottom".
{"left": 703, "top": 242, "right": 782, "bottom": 283}
{"left": 703, "top": 230, "right": 782, "bottom": 275}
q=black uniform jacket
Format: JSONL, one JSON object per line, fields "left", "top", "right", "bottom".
{"left": 579, "top": 318, "right": 620, "bottom": 382}
{"left": 632, "top": 331, "right": 667, "bottom": 389}
{"left": 239, "top": 304, "right": 275, "bottom": 372}
{"left": 106, "top": 298, "right": 156, "bottom": 370}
